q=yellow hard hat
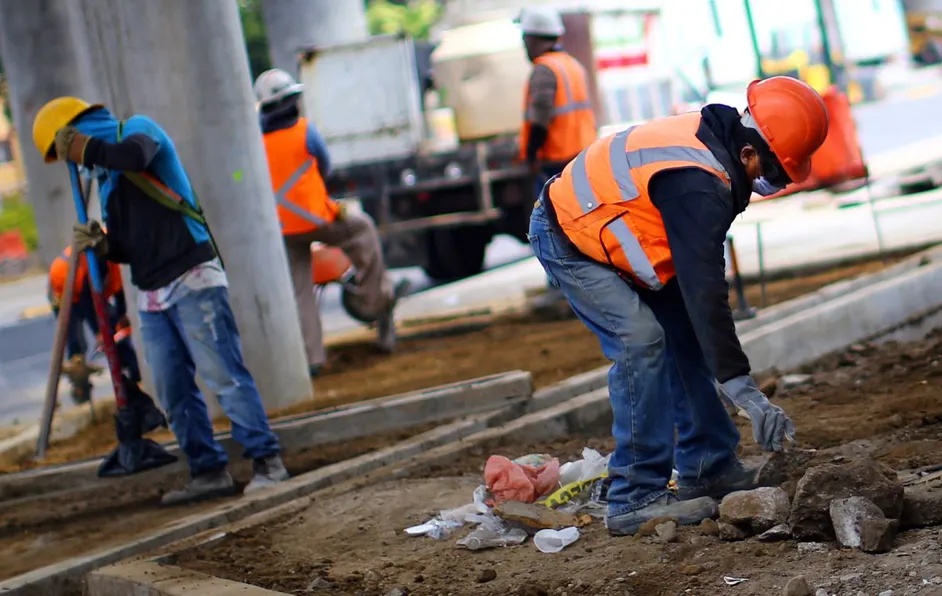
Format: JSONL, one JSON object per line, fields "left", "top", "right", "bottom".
{"left": 32, "top": 97, "right": 103, "bottom": 163}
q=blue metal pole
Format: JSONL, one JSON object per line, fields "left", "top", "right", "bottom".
{"left": 67, "top": 161, "right": 128, "bottom": 408}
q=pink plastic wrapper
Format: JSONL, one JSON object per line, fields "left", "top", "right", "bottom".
{"left": 484, "top": 454, "right": 561, "bottom": 504}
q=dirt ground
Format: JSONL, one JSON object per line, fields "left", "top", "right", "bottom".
{"left": 0, "top": 424, "right": 434, "bottom": 582}
{"left": 0, "top": 254, "right": 899, "bottom": 473}
{"left": 174, "top": 331, "right": 942, "bottom": 596}
{"left": 0, "top": 256, "right": 913, "bottom": 586}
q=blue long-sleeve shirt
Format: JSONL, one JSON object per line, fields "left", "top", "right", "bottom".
{"left": 305, "top": 123, "right": 331, "bottom": 179}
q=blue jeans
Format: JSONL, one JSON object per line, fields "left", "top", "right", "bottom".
{"left": 139, "top": 286, "right": 280, "bottom": 477}
{"left": 527, "top": 198, "right": 740, "bottom": 515}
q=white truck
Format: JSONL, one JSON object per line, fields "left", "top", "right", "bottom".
{"left": 297, "top": 31, "right": 534, "bottom": 281}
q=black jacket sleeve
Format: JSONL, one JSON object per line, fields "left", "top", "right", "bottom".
{"left": 649, "top": 168, "right": 751, "bottom": 383}
{"left": 81, "top": 133, "right": 159, "bottom": 173}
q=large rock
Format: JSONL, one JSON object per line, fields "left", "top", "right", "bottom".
{"left": 789, "top": 459, "right": 904, "bottom": 541}
{"left": 901, "top": 486, "right": 942, "bottom": 529}
{"left": 754, "top": 449, "right": 819, "bottom": 489}
{"left": 830, "top": 496, "right": 898, "bottom": 553}
{"left": 719, "top": 487, "right": 790, "bottom": 534}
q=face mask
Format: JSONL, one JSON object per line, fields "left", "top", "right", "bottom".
{"left": 752, "top": 176, "right": 784, "bottom": 197}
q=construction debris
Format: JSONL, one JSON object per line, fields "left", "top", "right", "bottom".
{"left": 719, "top": 487, "right": 790, "bottom": 534}
{"left": 830, "top": 496, "right": 898, "bottom": 553}
{"left": 789, "top": 459, "right": 905, "bottom": 541}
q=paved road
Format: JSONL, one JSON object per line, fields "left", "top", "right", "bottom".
{"left": 1, "top": 89, "right": 941, "bottom": 427}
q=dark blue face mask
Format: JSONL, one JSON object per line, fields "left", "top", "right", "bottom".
{"left": 752, "top": 176, "right": 784, "bottom": 196}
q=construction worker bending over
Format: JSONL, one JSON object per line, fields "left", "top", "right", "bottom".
{"left": 518, "top": 6, "right": 596, "bottom": 199}
{"left": 48, "top": 244, "right": 140, "bottom": 404}
{"left": 254, "top": 69, "right": 407, "bottom": 376}
{"left": 34, "top": 97, "right": 289, "bottom": 505}
{"left": 528, "top": 77, "right": 828, "bottom": 535}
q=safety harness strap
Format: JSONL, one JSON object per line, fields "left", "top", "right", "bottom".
{"left": 116, "top": 121, "right": 224, "bottom": 268}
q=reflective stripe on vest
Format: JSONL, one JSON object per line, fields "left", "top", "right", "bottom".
{"left": 525, "top": 54, "right": 593, "bottom": 121}
{"left": 552, "top": 114, "right": 730, "bottom": 290}
{"left": 272, "top": 160, "right": 328, "bottom": 229}
{"left": 262, "top": 118, "right": 335, "bottom": 235}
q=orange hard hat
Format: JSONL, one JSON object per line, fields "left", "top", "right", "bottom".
{"left": 311, "top": 244, "right": 353, "bottom": 286}
{"left": 745, "top": 76, "right": 829, "bottom": 184}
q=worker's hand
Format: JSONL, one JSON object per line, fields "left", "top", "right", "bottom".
{"left": 117, "top": 315, "right": 132, "bottom": 331}
{"left": 53, "top": 126, "right": 89, "bottom": 163}
{"left": 73, "top": 221, "right": 108, "bottom": 256}
{"left": 720, "top": 375, "right": 796, "bottom": 452}
{"left": 61, "top": 354, "right": 104, "bottom": 386}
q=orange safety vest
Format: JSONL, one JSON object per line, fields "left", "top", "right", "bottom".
{"left": 48, "top": 246, "right": 123, "bottom": 305}
{"left": 519, "top": 51, "right": 597, "bottom": 163}
{"left": 548, "top": 112, "right": 731, "bottom": 290}
{"left": 262, "top": 117, "right": 339, "bottom": 236}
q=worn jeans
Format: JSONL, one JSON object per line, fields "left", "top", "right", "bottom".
{"left": 139, "top": 286, "right": 280, "bottom": 477}
{"left": 527, "top": 198, "right": 740, "bottom": 515}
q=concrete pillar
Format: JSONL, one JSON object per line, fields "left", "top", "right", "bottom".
{"left": 74, "top": 0, "right": 313, "bottom": 411}
{"left": 261, "top": 0, "right": 368, "bottom": 77}
{"left": 0, "top": 0, "right": 101, "bottom": 267}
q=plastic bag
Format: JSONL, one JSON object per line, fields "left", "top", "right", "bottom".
{"left": 485, "top": 454, "right": 560, "bottom": 504}
{"left": 558, "top": 448, "right": 610, "bottom": 486}
{"left": 457, "top": 514, "right": 528, "bottom": 550}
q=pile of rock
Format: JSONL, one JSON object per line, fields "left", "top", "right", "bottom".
{"left": 715, "top": 458, "right": 942, "bottom": 554}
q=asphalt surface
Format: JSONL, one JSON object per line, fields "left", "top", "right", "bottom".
{"left": 1, "top": 89, "right": 941, "bottom": 428}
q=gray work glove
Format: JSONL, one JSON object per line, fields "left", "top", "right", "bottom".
{"left": 73, "top": 220, "right": 108, "bottom": 256}
{"left": 719, "top": 375, "right": 796, "bottom": 452}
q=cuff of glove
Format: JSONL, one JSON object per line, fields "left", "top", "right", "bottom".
{"left": 719, "top": 374, "right": 760, "bottom": 405}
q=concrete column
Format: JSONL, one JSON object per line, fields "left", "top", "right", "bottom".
{"left": 261, "top": 0, "right": 368, "bottom": 77}
{"left": 0, "top": 0, "right": 100, "bottom": 267}
{"left": 74, "top": 0, "right": 312, "bottom": 410}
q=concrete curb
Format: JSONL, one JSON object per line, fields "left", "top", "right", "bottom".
{"left": 514, "top": 247, "right": 942, "bottom": 406}
{"left": 0, "top": 408, "right": 517, "bottom": 595}
{"left": 742, "top": 260, "right": 942, "bottom": 375}
{"left": 0, "top": 371, "right": 532, "bottom": 501}
{"left": 80, "top": 391, "right": 615, "bottom": 596}
{"left": 86, "top": 560, "right": 287, "bottom": 596}
{"left": 0, "top": 371, "right": 587, "bottom": 594}
{"left": 15, "top": 247, "right": 942, "bottom": 595}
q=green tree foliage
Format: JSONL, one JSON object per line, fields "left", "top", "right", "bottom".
{"left": 366, "top": 0, "right": 442, "bottom": 39}
{"left": 239, "top": 0, "right": 272, "bottom": 79}
{"left": 238, "top": 0, "right": 443, "bottom": 79}
{"left": 0, "top": 194, "right": 38, "bottom": 251}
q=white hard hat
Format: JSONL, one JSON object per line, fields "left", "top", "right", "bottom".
{"left": 518, "top": 6, "right": 565, "bottom": 37}
{"left": 254, "top": 68, "right": 304, "bottom": 106}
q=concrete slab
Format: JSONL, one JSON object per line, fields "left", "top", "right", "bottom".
{"left": 0, "top": 370, "right": 532, "bottom": 500}
{"left": 86, "top": 560, "right": 286, "bottom": 596}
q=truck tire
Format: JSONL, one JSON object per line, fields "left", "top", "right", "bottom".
{"left": 423, "top": 226, "right": 491, "bottom": 282}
